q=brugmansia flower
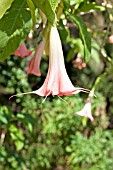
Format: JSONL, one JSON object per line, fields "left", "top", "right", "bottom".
{"left": 10, "top": 26, "right": 88, "bottom": 99}
{"left": 26, "top": 40, "right": 45, "bottom": 76}
{"left": 33, "top": 27, "right": 88, "bottom": 97}
{"left": 14, "top": 43, "right": 32, "bottom": 58}
{"left": 76, "top": 98, "right": 94, "bottom": 122}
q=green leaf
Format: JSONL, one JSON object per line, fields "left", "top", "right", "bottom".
{"left": 66, "top": 146, "right": 72, "bottom": 152}
{"left": 28, "top": 122, "right": 33, "bottom": 132}
{"left": 9, "top": 124, "right": 18, "bottom": 132}
{"left": 26, "top": 0, "right": 36, "bottom": 27}
{"left": 15, "top": 140, "right": 24, "bottom": 151}
{"left": 59, "top": 28, "right": 69, "bottom": 42}
{"left": 50, "top": 0, "right": 59, "bottom": 11}
{"left": 76, "top": 2, "right": 105, "bottom": 14}
{"left": 0, "top": 33, "right": 24, "bottom": 61}
{"left": 10, "top": 133, "right": 17, "bottom": 140}
{"left": 0, "top": 115, "right": 8, "bottom": 124}
{"left": 32, "top": 0, "right": 58, "bottom": 25}
{"left": 0, "top": 0, "right": 31, "bottom": 36}
{"left": 0, "top": 0, "right": 14, "bottom": 19}
{"left": 64, "top": 0, "right": 70, "bottom": 8}
{"left": 10, "top": 124, "right": 25, "bottom": 142}
{"left": 70, "top": 14, "right": 91, "bottom": 62}
{"left": 0, "top": 0, "right": 32, "bottom": 61}
{"left": 0, "top": 106, "right": 10, "bottom": 124}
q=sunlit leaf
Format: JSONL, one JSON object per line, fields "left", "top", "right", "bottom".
{"left": 0, "top": 0, "right": 14, "bottom": 19}
{"left": 15, "top": 141, "right": 24, "bottom": 151}
{"left": 50, "top": 0, "right": 59, "bottom": 11}
{"left": 32, "top": 0, "right": 58, "bottom": 25}
{"left": 27, "top": 0, "right": 36, "bottom": 27}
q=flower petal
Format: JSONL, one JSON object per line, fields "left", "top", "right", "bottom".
{"left": 14, "top": 43, "right": 32, "bottom": 58}
{"left": 76, "top": 102, "right": 94, "bottom": 122}
{"left": 26, "top": 40, "right": 45, "bottom": 76}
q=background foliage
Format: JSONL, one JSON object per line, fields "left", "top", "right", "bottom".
{"left": 0, "top": 0, "right": 113, "bottom": 169}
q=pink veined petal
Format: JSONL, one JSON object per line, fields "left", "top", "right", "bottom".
{"left": 26, "top": 40, "right": 45, "bottom": 76}
{"left": 14, "top": 43, "right": 32, "bottom": 58}
{"left": 76, "top": 102, "right": 94, "bottom": 122}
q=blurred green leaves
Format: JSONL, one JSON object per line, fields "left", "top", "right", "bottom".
{"left": 0, "top": 54, "right": 112, "bottom": 169}
{"left": 0, "top": 106, "right": 11, "bottom": 124}
{"left": 9, "top": 124, "right": 25, "bottom": 151}
{"left": 66, "top": 130, "right": 113, "bottom": 170}
{"left": 70, "top": 14, "right": 91, "bottom": 62}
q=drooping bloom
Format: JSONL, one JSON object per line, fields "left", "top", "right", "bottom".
{"left": 30, "top": 27, "right": 88, "bottom": 97}
{"left": 10, "top": 26, "right": 88, "bottom": 99}
{"left": 76, "top": 100, "right": 94, "bottom": 122}
{"left": 26, "top": 40, "right": 45, "bottom": 76}
{"left": 14, "top": 43, "right": 32, "bottom": 58}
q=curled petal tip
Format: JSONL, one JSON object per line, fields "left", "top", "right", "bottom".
{"left": 9, "top": 91, "right": 34, "bottom": 100}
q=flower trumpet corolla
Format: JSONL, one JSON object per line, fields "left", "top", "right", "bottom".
{"left": 26, "top": 40, "right": 45, "bottom": 76}
{"left": 14, "top": 43, "right": 32, "bottom": 58}
{"left": 10, "top": 27, "right": 89, "bottom": 99}
{"left": 76, "top": 100, "right": 94, "bottom": 122}
{"left": 29, "top": 27, "right": 88, "bottom": 96}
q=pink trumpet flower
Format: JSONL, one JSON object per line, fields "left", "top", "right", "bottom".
{"left": 33, "top": 27, "right": 88, "bottom": 97}
{"left": 76, "top": 101, "right": 94, "bottom": 122}
{"left": 10, "top": 27, "right": 89, "bottom": 99}
{"left": 26, "top": 40, "right": 45, "bottom": 76}
{"left": 14, "top": 43, "right": 32, "bottom": 58}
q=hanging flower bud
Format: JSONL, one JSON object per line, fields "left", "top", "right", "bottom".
{"left": 76, "top": 96, "right": 94, "bottom": 122}
{"left": 14, "top": 43, "right": 32, "bottom": 58}
{"left": 26, "top": 39, "right": 45, "bottom": 76}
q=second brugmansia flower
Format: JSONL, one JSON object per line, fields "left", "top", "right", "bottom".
{"left": 14, "top": 43, "right": 32, "bottom": 58}
{"left": 31, "top": 27, "right": 88, "bottom": 97}
{"left": 26, "top": 39, "right": 45, "bottom": 76}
